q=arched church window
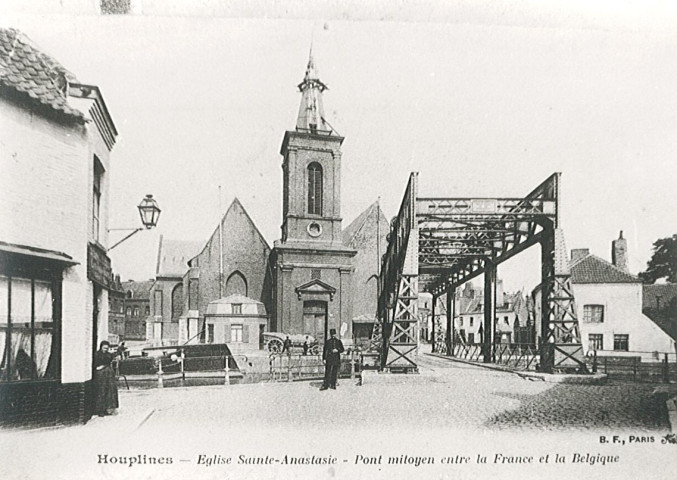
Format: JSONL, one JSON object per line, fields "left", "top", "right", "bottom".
{"left": 307, "top": 162, "right": 323, "bottom": 215}
{"left": 171, "top": 284, "right": 183, "bottom": 321}
{"left": 225, "top": 271, "right": 248, "bottom": 297}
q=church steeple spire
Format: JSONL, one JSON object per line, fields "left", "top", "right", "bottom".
{"left": 296, "top": 48, "right": 331, "bottom": 134}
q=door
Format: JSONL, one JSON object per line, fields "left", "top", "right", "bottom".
{"left": 303, "top": 301, "right": 327, "bottom": 341}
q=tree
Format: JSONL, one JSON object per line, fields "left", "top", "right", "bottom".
{"left": 639, "top": 234, "right": 677, "bottom": 284}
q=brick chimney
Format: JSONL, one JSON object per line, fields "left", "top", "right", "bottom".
{"left": 612, "top": 230, "right": 629, "bottom": 272}
{"left": 571, "top": 248, "right": 590, "bottom": 263}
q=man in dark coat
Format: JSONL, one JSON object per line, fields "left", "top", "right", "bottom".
{"left": 320, "top": 328, "right": 344, "bottom": 390}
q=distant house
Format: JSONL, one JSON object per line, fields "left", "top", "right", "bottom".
{"left": 108, "top": 275, "right": 125, "bottom": 340}
{"left": 122, "top": 279, "right": 153, "bottom": 340}
{"left": 534, "top": 232, "right": 675, "bottom": 361}
{"left": 454, "top": 281, "right": 529, "bottom": 346}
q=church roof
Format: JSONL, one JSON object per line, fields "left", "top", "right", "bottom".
{"left": 0, "top": 28, "right": 84, "bottom": 122}
{"left": 342, "top": 201, "right": 389, "bottom": 248}
{"left": 569, "top": 254, "right": 638, "bottom": 284}
{"left": 156, "top": 236, "right": 202, "bottom": 278}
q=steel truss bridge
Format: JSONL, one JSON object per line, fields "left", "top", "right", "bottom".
{"left": 375, "top": 172, "right": 586, "bottom": 374}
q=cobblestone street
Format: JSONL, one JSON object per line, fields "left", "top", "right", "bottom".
{"left": 3, "top": 352, "right": 675, "bottom": 480}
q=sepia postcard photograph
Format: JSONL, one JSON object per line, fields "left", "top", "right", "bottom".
{"left": 0, "top": 1, "right": 676, "bottom": 479}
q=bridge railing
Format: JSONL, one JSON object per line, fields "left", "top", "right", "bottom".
{"left": 268, "top": 349, "right": 362, "bottom": 382}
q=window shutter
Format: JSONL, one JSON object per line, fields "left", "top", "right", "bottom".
{"left": 225, "top": 324, "right": 231, "bottom": 343}
{"left": 243, "top": 325, "right": 250, "bottom": 343}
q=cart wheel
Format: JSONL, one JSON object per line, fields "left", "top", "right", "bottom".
{"left": 268, "top": 339, "right": 283, "bottom": 353}
{"left": 309, "top": 344, "right": 321, "bottom": 355}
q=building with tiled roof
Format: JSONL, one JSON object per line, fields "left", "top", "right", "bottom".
{"left": 533, "top": 233, "right": 675, "bottom": 361}
{"left": 453, "top": 281, "right": 530, "bottom": 346}
{"left": 1, "top": 28, "right": 119, "bottom": 426}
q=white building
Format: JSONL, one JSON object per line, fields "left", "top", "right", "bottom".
{"left": 534, "top": 233, "right": 676, "bottom": 362}
{"left": 0, "top": 28, "right": 117, "bottom": 425}
{"left": 203, "top": 294, "right": 268, "bottom": 354}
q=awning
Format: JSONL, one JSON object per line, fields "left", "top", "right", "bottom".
{"left": 0, "top": 241, "right": 79, "bottom": 266}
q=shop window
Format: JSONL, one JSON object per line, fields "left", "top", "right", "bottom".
{"left": 0, "top": 272, "right": 59, "bottom": 383}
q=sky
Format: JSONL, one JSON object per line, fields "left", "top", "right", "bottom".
{"left": 2, "top": 1, "right": 677, "bottom": 293}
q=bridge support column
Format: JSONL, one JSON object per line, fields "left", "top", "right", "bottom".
{"left": 540, "top": 227, "right": 586, "bottom": 373}
{"left": 446, "top": 289, "right": 454, "bottom": 356}
{"left": 483, "top": 261, "right": 495, "bottom": 363}
{"left": 431, "top": 294, "right": 436, "bottom": 352}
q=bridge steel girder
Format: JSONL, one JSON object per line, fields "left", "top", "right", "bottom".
{"left": 378, "top": 172, "right": 585, "bottom": 373}
{"left": 378, "top": 173, "right": 420, "bottom": 373}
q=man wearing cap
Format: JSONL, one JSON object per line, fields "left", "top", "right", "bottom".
{"left": 320, "top": 328, "right": 344, "bottom": 390}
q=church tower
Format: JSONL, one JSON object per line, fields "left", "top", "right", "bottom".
{"left": 272, "top": 51, "right": 356, "bottom": 341}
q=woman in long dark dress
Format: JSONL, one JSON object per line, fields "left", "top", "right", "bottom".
{"left": 94, "top": 341, "right": 119, "bottom": 416}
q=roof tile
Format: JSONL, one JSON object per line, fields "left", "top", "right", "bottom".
{"left": 570, "top": 254, "right": 638, "bottom": 284}
{"left": 0, "top": 27, "right": 84, "bottom": 121}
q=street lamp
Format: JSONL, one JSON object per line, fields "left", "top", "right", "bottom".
{"left": 108, "top": 194, "right": 161, "bottom": 251}
{"left": 137, "top": 194, "right": 161, "bottom": 229}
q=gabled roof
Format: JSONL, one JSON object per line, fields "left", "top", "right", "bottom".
{"left": 342, "top": 201, "right": 389, "bottom": 248}
{"left": 569, "top": 254, "right": 638, "bottom": 284}
{"left": 121, "top": 280, "right": 154, "bottom": 300}
{"left": 0, "top": 28, "right": 84, "bottom": 122}
{"left": 156, "top": 236, "right": 202, "bottom": 278}
{"left": 191, "top": 198, "right": 270, "bottom": 265}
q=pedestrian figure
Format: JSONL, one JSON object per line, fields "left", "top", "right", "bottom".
{"left": 320, "top": 329, "right": 344, "bottom": 391}
{"left": 94, "top": 340, "right": 119, "bottom": 417}
{"left": 302, "top": 336, "right": 309, "bottom": 356}
{"left": 282, "top": 335, "right": 292, "bottom": 354}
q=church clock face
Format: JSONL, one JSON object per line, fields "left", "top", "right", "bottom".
{"left": 307, "top": 222, "right": 322, "bottom": 238}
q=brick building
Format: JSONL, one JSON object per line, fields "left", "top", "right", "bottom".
{"left": 108, "top": 274, "right": 125, "bottom": 340}
{"left": 121, "top": 279, "right": 153, "bottom": 340}
{"left": 146, "top": 53, "right": 390, "bottom": 348}
{"left": 0, "top": 28, "right": 118, "bottom": 425}
{"left": 148, "top": 236, "right": 201, "bottom": 346}
{"left": 270, "top": 52, "right": 359, "bottom": 343}
{"left": 179, "top": 198, "right": 272, "bottom": 344}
